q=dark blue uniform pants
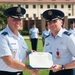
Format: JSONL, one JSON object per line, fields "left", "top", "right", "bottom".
{"left": 49, "top": 69, "right": 73, "bottom": 75}
{"left": 31, "top": 38, "right": 38, "bottom": 51}
{"left": 0, "top": 71, "right": 23, "bottom": 75}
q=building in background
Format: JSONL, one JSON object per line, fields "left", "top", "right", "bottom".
{"left": 0, "top": 0, "right": 75, "bottom": 32}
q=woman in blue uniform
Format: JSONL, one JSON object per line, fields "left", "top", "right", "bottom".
{"left": 42, "top": 9, "right": 75, "bottom": 75}
{"left": 29, "top": 23, "right": 39, "bottom": 51}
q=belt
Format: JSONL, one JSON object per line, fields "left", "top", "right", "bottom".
{"left": 0, "top": 71, "right": 22, "bottom": 75}
{"left": 49, "top": 69, "right": 73, "bottom": 75}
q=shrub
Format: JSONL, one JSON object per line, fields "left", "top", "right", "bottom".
{"left": 19, "top": 30, "right": 29, "bottom": 35}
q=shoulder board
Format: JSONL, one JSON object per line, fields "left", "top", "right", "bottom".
{"left": 63, "top": 31, "right": 71, "bottom": 36}
{"left": 45, "top": 34, "right": 50, "bottom": 38}
{"left": 1, "top": 32, "right": 8, "bottom": 36}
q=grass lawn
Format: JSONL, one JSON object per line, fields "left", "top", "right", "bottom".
{"left": 23, "top": 39, "right": 49, "bottom": 75}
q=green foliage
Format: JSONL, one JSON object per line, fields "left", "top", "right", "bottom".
{"left": 0, "top": 4, "right": 11, "bottom": 29}
{"left": 19, "top": 30, "right": 29, "bottom": 35}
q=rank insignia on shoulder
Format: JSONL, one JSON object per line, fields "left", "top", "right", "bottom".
{"left": 46, "top": 43, "right": 49, "bottom": 46}
{"left": 45, "top": 34, "right": 50, "bottom": 38}
{"left": 63, "top": 31, "right": 71, "bottom": 36}
{"left": 1, "top": 32, "right": 8, "bottom": 36}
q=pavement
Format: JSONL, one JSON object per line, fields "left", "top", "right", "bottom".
{"left": 23, "top": 36, "right": 42, "bottom": 39}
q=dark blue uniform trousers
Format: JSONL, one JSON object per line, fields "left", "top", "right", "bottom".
{"left": 0, "top": 71, "right": 23, "bottom": 75}
{"left": 31, "top": 38, "right": 38, "bottom": 51}
{"left": 49, "top": 69, "right": 73, "bottom": 75}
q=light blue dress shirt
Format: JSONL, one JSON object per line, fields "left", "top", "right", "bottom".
{"left": 68, "top": 28, "right": 75, "bottom": 36}
{"left": 0, "top": 26, "right": 28, "bottom": 72}
{"left": 29, "top": 28, "right": 39, "bottom": 39}
{"left": 44, "top": 28, "right": 75, "bottom": 65}
{"left": 42, "top": 29, "right": 50, "bottom": 39}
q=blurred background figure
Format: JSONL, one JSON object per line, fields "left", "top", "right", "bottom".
{"left": 68, "top": 21, "right": 75, "bottom": 75}
{"left": 42, "top": 21, "right": 50, "bottom": 46}
{"left": 68, "top": 21, "right": 75, "bottom": 36}
{"left": 29, "top": 23, "right": 39, "bottom": 51}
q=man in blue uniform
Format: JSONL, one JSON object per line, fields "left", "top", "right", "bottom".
{"left": 0, "top": 6, "right": 38, "bottom": 75}
{"left": 68, "top": 21, "right": 75, "bottom": 75}
{"left": 42, "top": 9, "right": 75, "bottom": 75}
{"left": 68, "top": 21, "right": 75, "bottom": 36}
{"left": 42, "top": 21, "right": 50, "bottom": 46}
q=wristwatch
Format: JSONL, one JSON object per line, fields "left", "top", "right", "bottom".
{"left": 61, "top": 65, "right": 65, "bottom": 70}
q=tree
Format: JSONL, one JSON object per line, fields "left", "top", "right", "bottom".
{"left": 0, "top": 4, "right": 11, "bottom": 29}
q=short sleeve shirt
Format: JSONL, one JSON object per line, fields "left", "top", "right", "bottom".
{"left": 42, "top": 29, "right": 50, "bottom": 39}
{"left": 44, "top": 28, "right": 75, "bottom": 65}
{"left": 29, "top": 28, "right": 39, "bottom": 38}
{"left": 0, "top": 26, "right": 28, "bottom": 72}
{"left": 68, "top": 28, "right": 75, "bottom": 36}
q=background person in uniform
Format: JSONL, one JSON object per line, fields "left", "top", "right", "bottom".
{"left": 68, "top": 21, "right": 75, "bottom": 36}
{"left": 42, "top": 9, "right": 75, "bottom": 75}
{"left": 68, "top": 21, "right": 75, "bottom": 75}
{"left": 42, "top": 21, "right": 50, "bottom": 46}
{"left": 0, "top": 6, "right": 38, "bottom": 75}
{"left": 61, "top": 19, "right": 66, "bottom": 30}
{"left": 29, "top": 23, "right": 39, "bottom": 51}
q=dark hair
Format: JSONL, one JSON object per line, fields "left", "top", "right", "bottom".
{"left": 32, "top": 23, "right": 36, "bottom": 25}
{"left": 70, "top": 21, "right": 75, "bottom": 25}
{"left": 45, "top": 21, "right": 48, "bottom": 26}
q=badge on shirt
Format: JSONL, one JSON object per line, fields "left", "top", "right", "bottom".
{"left": 56, "top": 48, "right": 60, "bottom": 60}
{"left": 60, "top": 41, "right": 65, "bottom": 45}
{"left": 12, "top": 51, "right": 16, "bottom": 54}
{"left": 11, "top": 43, "right": 16, "bottom": 45}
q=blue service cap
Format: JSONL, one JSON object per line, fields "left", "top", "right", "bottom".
{"left": 42, "top": 9, "right": 65, "bottom": 22}
{"left": 4, "top": 6, "right": 26, "bottom": 20}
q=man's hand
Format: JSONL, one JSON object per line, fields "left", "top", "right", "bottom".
{"left": 49, "top": 64, "right": 62, "bottom": 72}
{"left": 30, "top": 69, "right": 39, "bottom": 75}
{"left": 26, "top": 50, "right": 36, "bottom": 57}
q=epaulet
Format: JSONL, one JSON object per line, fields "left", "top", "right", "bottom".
{"left": 45, "top": 34, "right": 50, "bottom": 38}
{"left": 1, "top": 32, "right": 8, "bottom": 36}
{"left": 63, "top": 31, "right": 71, "bottom": 36}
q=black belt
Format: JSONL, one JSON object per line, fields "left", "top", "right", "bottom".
{"left": 49, "top": 69, "right": 73, "bottom": 75}
{"left": 0, "top": 71, "right": 23, "bottom": 75}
